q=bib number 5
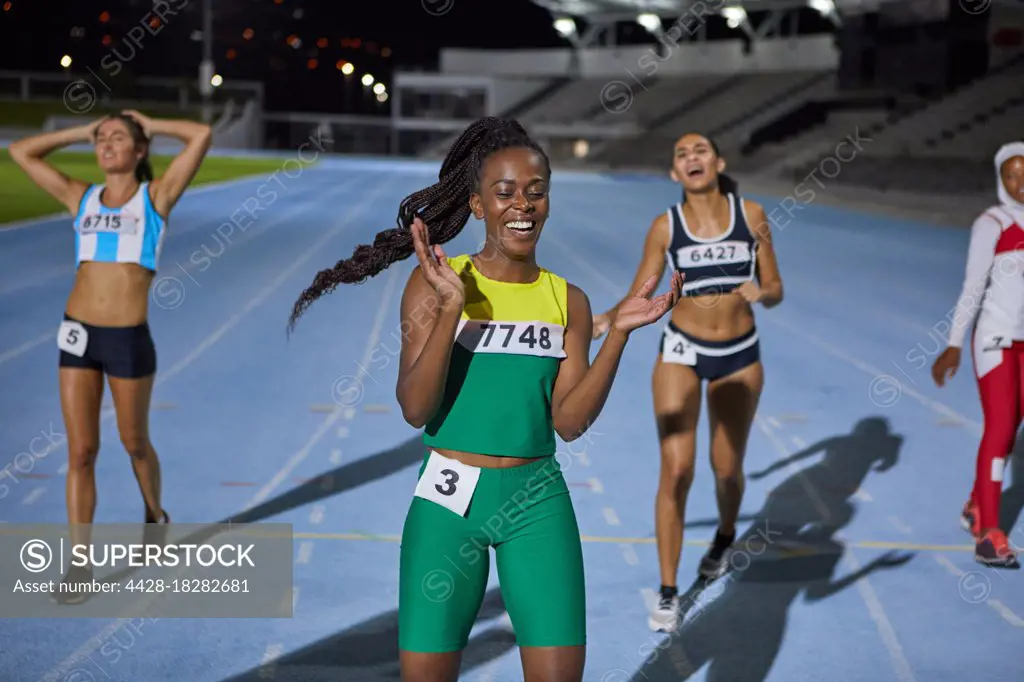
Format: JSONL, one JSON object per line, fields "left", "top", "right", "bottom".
{"left": 56, "top": 320, "right": 89, "bottom": 358}
{"left": 414, "top": 451, "right": 480, "bottom": 517}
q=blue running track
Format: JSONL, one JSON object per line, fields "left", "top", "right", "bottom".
{"left": 0, "top": 157, "right": 1021, "bottom": 682}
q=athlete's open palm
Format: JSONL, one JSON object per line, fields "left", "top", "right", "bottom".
{"left": 411, "top": 217, "right": 464, "bottom": 310}
{"left": 612, "top": 271, "right": 683, "bottom": 333}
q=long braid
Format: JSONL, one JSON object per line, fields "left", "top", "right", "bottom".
{"left": 287, "top": 116, "right": 549, "bottom": 333}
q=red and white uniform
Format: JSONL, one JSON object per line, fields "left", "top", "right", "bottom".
{"left": 948, "top": 142, "right": 1024, "bottom": 534}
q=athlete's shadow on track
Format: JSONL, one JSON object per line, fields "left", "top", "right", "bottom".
{"left": 1000, "top": 429, "right": 1024, "bottom": 536}
{"left": 224, "top": 434, "right": 425, "bottom": 523}
{"left": 626, "top": 417, "right": 914, "bottom": 682}
{"left": 96, "top": 435, "right": 425, "bottom": 587}
{"left": 219, "top": 587, "right": 515, "bottom": 681}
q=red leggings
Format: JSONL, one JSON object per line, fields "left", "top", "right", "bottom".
{"left": 972, "top": 340, "right": 1024, "bottom": 531}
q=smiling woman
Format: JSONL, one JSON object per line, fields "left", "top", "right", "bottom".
{"left": 288, "top": 116, "right": 682, "bottom": 682}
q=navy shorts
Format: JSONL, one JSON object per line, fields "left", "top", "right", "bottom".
{"left": 659, "top": 321, "right": 760, "bottom": 382}
{"left": 57, "top": 313, "right": 157, "bottom": 379}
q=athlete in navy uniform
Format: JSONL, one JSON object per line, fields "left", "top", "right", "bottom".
{"left": 593, "top": 133, "right": 783, "bottom": 632}
{"left": 9, "top": 111, "right": 211, "bottom": 601}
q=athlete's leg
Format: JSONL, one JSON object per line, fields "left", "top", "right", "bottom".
{"left": 971, "top": 336, "right": 1020, "bottom": 566}
{"left": 399, "top": 493, "right": 490, "bottom": 682}
{"left": 60, "top": 367, "right": 104, "bottom": 538}
{"left": 707, "top": 360, "right": 764, "bottom": 535}
{"left": 700, "top": 360, "right": 763, "bottom": 579}
{"left": 108, "top": 373, "right": 164, "bottom": 521}
{"left": 652, "top": 357, "right": 702, "bottom": 589}
{"left": 493, "top": 459, "right": 585, "bottom": 682}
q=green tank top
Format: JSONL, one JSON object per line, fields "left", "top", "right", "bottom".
{"left": 423, "top": 254, "right": 570, "bottom": 458}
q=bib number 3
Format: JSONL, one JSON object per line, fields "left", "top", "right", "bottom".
{"left": 56, "top": 320, "right": 88, "bottom": 358}
{"left": 414, "top": 451, "right": 480, "bottom": 517}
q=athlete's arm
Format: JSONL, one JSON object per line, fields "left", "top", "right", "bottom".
{"left": 7, "top": 123, "right": 98, "bottom": 214}
{"left": 130, "top": 111, "right": 213, "bottom": 218}
{"left": 395, "top": 266, "right": 463, "bottom": 429}
{"left": 948, "top": 211, "right": 1000, "bottom": 348}
{"left": 553, "top": 272, "right": 681, "bottom": 441}
{"left": 552, "top": 284, "right": 629, "bottom": 441}
{"left": 746, "top": 200, "right": 783, "bottom": 308}
{"left": 599, "top": 213, "right": 670, "bottom": 321}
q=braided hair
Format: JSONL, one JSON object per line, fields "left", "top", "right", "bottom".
{"left": 287, "top": 116, "right": 550, "bottom": 332}
{"left": 679, "top": 133, "right": 738, "bottom": 200}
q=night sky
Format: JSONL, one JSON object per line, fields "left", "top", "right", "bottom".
{"left": 0, "top": 0, "right": 833, "bottom": 114}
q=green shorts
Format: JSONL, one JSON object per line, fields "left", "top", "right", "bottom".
{"left": 398, "top": 451, "right": 586, "bottom": 653}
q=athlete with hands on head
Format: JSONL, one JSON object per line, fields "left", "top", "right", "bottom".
{"left": 9, "top": 109, "right": 212, "bottom": 602}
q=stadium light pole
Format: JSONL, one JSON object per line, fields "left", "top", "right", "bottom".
{"left": 199, "top": 0, "right": 214, "bottom": 124}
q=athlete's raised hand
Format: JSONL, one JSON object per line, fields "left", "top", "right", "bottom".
{"left": 611, "top": 271, "right": 683, "bottom": 334}
{"left": 411, "top": 217, "right": 464, "bottom": 311}
{"left": 931, "top": 347, "right": 961, "bottom": 387}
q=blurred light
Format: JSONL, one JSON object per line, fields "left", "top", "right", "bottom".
{"left": 60, "top": 55, "right": 72, "bottom": 68}
{"left": 573, "top": 139, "right": 589, "bottom": 159}
{"left": 287, "top": 34, "right": 301, "bottom": 48}
{"left": 381, "top": 47, "right": 392, "bottom": 58}
{"left": 226, "top": 48, "right": 237, "bottom": 60}
{"left": 243, "top": 28, "right": 254, "bottom": 40}
{"left": 372, "top": 82, "right": 385, "bottom": 95}
{"left": 376, "top": 92, "right": 388, "bottom": 103}
{"left": 721, "top": 6, "right": 746, "bottom": 28}
{"left": 307, "top": 58, "right": 318, "bottom": 69}
{"left": 292, "top": 8, "right": 303, "bottom": 18}
{"left": 211, "top": 74, "right": 223, "bottom": 87}
{"left": 553, "top": 17, "right": 575, "bottom": 37}
{"left": 809, "top": 0, "right": 834, "bottom": 15}
{"left": 317, "top": 37, "right": 328, "bottom": 49}
{"left": 351, "top": 38, "right": 362, "bottom": 48}
{"left": 2, "top": 2, "right": 11, "bottom": 12}
{"left": 102, "top": 34, "right": 112, "bottom": 47}
{"left": 190, "top": 30, "right": 202, "bottom": 41}
{"left": 361, "top": 73, "right": 374, "bottom": 86}
{"left": 70, "top": 26, "right": 85, "bottom": 38}
{"left": 636, "top": 13, "right": 660, "bottom": 32}
{"left": 99, "top": 11, "right": 110, "bottom": 23}
{"left": 341, "top": 62, "right": 354, "bottom": 75}
{"left": 273, "top": 0, "right": 283, "bottom": 4}
{"left": 149, "top": 17, "right": 161, "bottom": 29}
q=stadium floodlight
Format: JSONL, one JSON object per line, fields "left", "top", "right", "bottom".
{"left": 373, "top": 82, "right": 385, "bottom": 95}
{"left": 721, "top": 6, "right": 747, "bottom": 29}
{"left": 636, "top": 13, "right": 661, "bottom": 33}
{"left": 60, "top": 54, "right": 72, "bottom": 68}
{"left": 808, "top": 0, "right": 835, "bottom": 15}
{"left": 361, "top": 73, "right": 374, "bottom": 87}
{"left": 553, "top": 17, "right": 576, "bottom": 37}
{"left": 210, "top": 74, "right": 223, "bottom": 87}
{"left": 341, "top": 62, "right": 354, "bottom": 75}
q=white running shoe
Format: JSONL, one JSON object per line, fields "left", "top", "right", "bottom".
{"left": 647, "top": 591, "right": 680, "bottom": 632}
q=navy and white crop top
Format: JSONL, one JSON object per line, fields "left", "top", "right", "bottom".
{"left": 664, "top": 192, "right": 757, "bottom": 297}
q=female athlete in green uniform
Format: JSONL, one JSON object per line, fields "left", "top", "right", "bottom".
{"left": 288, "top": 117, "right": 682, "bottom": 682}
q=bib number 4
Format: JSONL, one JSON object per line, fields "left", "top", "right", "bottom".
{"left": 414, "top": 451, "right": 480, "bottom": 516}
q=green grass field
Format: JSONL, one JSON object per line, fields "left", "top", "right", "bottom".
{"left": 0, "top": 150, "right": 292, "bottom": 224}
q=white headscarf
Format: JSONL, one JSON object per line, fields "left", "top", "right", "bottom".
{"left": 994, "top": 142, "right": 1024, "bottom": 222}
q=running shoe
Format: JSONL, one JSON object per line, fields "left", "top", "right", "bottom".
{"left": 975, "top": 529, "right": 1020, "bottom": 569}
{"left": 698, "top": 530, "right": 735, "bottom": 581}
{"left": 648, "top": 588, "right": 680, "bottom": 633}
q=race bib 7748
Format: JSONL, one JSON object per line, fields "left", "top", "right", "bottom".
{"left": 455, "top": 320, "right": 566, "bottom": 358}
